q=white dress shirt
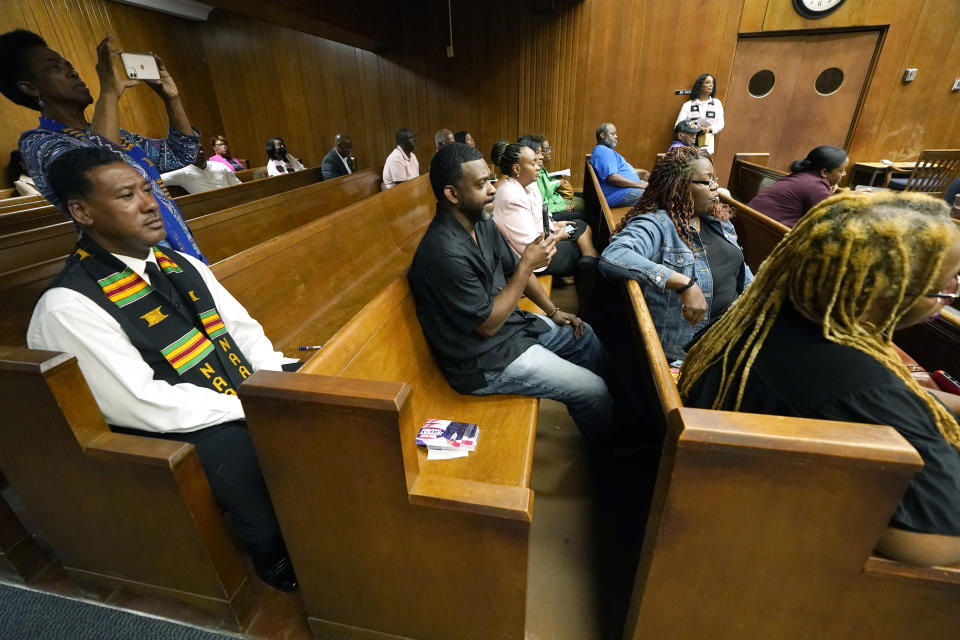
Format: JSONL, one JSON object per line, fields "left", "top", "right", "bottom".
{"left": 160, "top": 162, "right": 241, "bottom": 194}
{"left": 27, "top": 249, "right": 286, "bottom": 433}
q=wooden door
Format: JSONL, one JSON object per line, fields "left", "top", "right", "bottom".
{"left": 716, "top": 31, "right": 880, "bottom": 181}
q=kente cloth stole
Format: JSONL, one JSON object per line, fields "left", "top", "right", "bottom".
{"left": 38, "top": 116, "right": 206, "bottom": 263}
{"left": 71, "top": 237, "right": 252, "bottom": 394}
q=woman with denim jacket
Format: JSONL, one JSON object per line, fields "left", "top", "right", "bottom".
{"left": 599, "top": 147, "right": 753, "bottom": 362}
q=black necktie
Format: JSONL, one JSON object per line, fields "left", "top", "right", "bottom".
{"left": 145, "top": 261, "right": 173, "bottom": 299}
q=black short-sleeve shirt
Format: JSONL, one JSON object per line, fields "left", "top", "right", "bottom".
{"left": 408, "top": 209, "right": 548, "bottom": 392}
{"left": 685, "top": 302, "right": 960, "bottom": 536}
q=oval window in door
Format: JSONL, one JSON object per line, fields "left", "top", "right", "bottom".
{"left": 815, "top": 67, "right": 844, "bottom": 95}
{"left": 748, "top": 69, "right": 776, "bottom": 98}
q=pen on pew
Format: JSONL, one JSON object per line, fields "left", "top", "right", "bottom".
{"left": 298, "top": 345, "right": 323, "bottom": 351}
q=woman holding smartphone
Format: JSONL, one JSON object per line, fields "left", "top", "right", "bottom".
{"left": 0, "top": 29, "right": 205, "bottom": 261}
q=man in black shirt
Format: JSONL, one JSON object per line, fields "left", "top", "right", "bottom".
{"left": 408, "top": 143, "right": 613, "bottom": 441}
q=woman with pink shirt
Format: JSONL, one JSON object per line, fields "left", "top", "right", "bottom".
{"left": 492, "top": 142, "right": 598, "bottom": 312}
{"left": 207, "top": 134, "right": 245, "bottom": 172}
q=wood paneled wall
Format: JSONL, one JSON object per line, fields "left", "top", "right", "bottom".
{"left": 0, "top": 0, "right": 956, "bottom": 190}
{"left": 0, "top": 0, "right": 223, "bottom": 187}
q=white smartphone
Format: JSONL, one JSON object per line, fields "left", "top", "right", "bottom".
{"left": 120, "top": 52, "right": 160, "bottom": 81}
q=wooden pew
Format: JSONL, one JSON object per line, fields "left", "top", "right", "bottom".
{"left": 589, "top": 174, "right": 960, "bottom": 638}
{"left": 239, "top": 275, "right": 538, "bottom": 640}
{"left": 616, "top": 274, "right": 960, "bottom": 639}
{"left": 0, "top": 347, "right": 257, "bottom": 630}
{"left": 235, "top": 166, "right": 268, "bottom": 182}
{"left": 0, "top": 471, "right": 52, "bottom": 583}
{"left": 721, "top": 192, "right": 790, "bottom": 273}
{"left": 0, "top": 194, "right": 47, "bottom": 213}
{"left": 0, "top": 170, "right": 381, "bottom": 327}
{"left": 0, "top": 187, "right": 17, "bottom": 198}
{"left": 583, "top": 157, "right": 631, "bottom": 250}
{"left": 0, "top": 165, "right": 330, "bottom": 240}
{"left": 190, "top": 168, "right": 381, "bottom": 263}
{"left": 726, "top": 153, "right": 783, "bottom": 203}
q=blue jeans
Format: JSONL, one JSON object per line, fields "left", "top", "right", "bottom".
{"left": 472, "top": 316, "right": 613, "bottom": 442}
{"left": 612, "top": 187, "right": 644, "bottom": 207}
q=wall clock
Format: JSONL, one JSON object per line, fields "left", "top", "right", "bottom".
{"left": 793, "top": 0, "right": 846, "bottom": 19}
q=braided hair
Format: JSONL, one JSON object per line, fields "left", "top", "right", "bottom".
{"left": 678, "top": 191, "right": 960, "bottom": 452}
{"left": 613, "top": 146, "right": 730, "bottom": 245}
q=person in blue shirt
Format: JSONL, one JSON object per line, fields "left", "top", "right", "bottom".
{"left": 589, "top": 123, "right": 649, "bottom": 207}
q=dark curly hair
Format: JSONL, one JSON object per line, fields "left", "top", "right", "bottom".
{"left": 691, "top": 73, "right": 716, "bottom": 100}
{"left": 0, "top": 29, "right": 48, "bottom": 109}
{"left": 614, "top": 146, "right": 729, "bottom": 245}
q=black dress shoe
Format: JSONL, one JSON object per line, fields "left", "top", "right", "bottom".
{"left": 252, "top": 550, "right": 299, "bottom": 592}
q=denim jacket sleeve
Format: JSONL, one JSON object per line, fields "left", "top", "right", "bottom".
{"left": 599, "top": 215, "right": 676, "bottom": 290}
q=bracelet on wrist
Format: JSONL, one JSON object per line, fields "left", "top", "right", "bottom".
{"left": 676, "top": 277, "right": 697, "bottom": 294}
{"left": 547, "top": 306, "right": 560, "bottom": 318}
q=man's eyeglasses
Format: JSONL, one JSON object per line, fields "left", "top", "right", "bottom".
{"left": 906, "top": 275, "right": 959, "bottom": 301}
{"left": 691, "top": 177, "right": 719, "bottom": 186}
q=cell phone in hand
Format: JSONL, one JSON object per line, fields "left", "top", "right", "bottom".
{"left": 120, "top": 52, "right": 160, "bottom": 81}
{"left": 563, "top": 224, "right": 575, "bottom": 235}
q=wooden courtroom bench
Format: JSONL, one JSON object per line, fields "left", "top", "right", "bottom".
{"left": 0, "top": 471, "right": 52, "bottom": 583}
{"left": 617, "top": 275, "right": 960, "bottom": 639}
{"left": 725, "top": 153, "right": 779, "bottom": 203}
{"left": 0, "top": 193, "right": 47, "bottom": 213}
{"left": 0, "top": 170, "right": 383, "bottom": 347}
{"left": 0, "top": 165, "right": 334, "bottom": 255}
{"left": 239, "top": 275, "right": 538, "bottom": 640}
{"left": 594, "top": 185, "right": 960, "bottom": 638}
{"left": 235, "top": 166, "right": 268, "bottom": 182}
{"left": 0, "top": 347, "right": 258, "bottom": 630}
{"left": 209, "top": 173, "right": 551, "bottom": 354}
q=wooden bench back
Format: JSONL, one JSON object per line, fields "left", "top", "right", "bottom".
{"left": 0, "top": 170, "right": 385, "bottom": 348}
{"left": 616, "top": 236, "right": 960, "bottom": 638}
{"left": 0, "top": 347, "right": 255, "bottom": 629}
{"left": 721, "top": 192, "right": 790, "bottom": 273}
{"left": 586, "top": 166, "right": 960, "bottom": 638}
{"left": 727, "top": 154, "right": 783, "bottom": 203}
{"left": 239, "top": 276, "right": 536, "bottom": 639}
{"left": 903, "top": 148, "right": 960, "bottom": 196}
{"left": 235, "top": 166, "right": 268, "bottom": 182}
{"left": 209, "top": 174, "right": 435, "bottom": 354}
{"left": 190, "top": 168, "right": 381, "bottom": 263}
{"left": 0, "top": 167, "right": 328, "bottom": 237}
{"left": 0, "top": 194, "right": 47, "bottom": 213}
{"left": 0, "top": 167, "right": 357, "bottom": 273}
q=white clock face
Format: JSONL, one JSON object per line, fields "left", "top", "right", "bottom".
{"left": 801, "top": 0, "right": 843, "bottom": 8}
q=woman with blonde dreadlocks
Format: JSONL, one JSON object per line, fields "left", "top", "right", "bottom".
{"left": 680, "top": 191, "right": 960, "bottom": 567}
{"left": 599, "top": 146, "right": 753, "bottom": 362}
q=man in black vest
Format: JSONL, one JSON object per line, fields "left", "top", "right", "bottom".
{"left": 27, "top": 147, "right": 298, "bottom": 592}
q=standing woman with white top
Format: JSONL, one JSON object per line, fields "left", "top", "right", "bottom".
{"left": 675, "top": 73, "right": 724, "bottom": 156}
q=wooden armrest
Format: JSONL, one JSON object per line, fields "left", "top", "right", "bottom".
{"left": 864, "top": 555, "right": 960, "bottom": 587}
{"left": 410, "top": 475, "right": 533, "bottom": 522}
{"left": 84, "top": 432, "right": 195, "bottom": 468}
{"left": 678, "top": 407, "right": 923, "bottom": 467}
{"left": 240, "top": 369, "right": 409, "bottom": 413}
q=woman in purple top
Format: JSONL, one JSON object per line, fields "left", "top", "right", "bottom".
{"left": 748, "top": 146, "right": 848, "bottom": 227}
{"left": 208, "top": 134, "right": 244, "bottom": 172}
